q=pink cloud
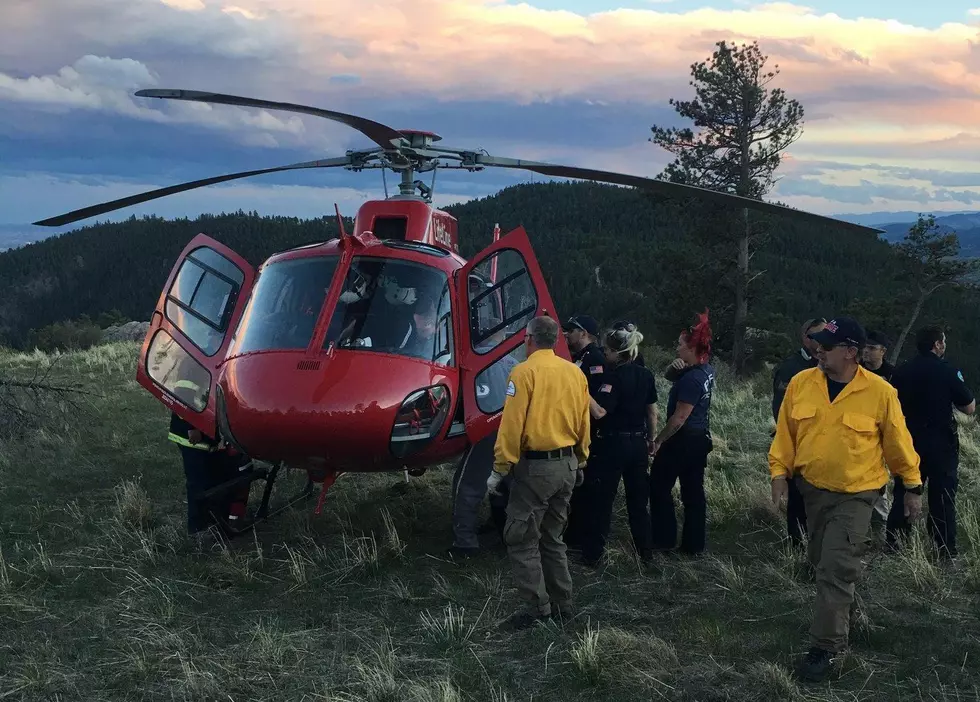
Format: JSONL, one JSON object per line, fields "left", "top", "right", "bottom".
{"left": 3, "top": 0, "right": 980, "bottom": 214}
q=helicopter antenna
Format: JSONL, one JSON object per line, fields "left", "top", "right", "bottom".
{"left": 430, "top": 165, "right": 438, "bottom": 201}
{"left": 335, "top": 203, "right": 348, "bottom": 239}
{"left": 381, "top": 166, "right": 389, "bottom": 199}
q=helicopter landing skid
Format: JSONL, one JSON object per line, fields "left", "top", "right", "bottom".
{"left": 200, "top": 460, "right": 318, "bottom": 537}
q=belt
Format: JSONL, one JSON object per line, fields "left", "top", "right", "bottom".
{"left": 524, "top": 446, "right": 574, "bottom": 460}
{"left": 597, "top": 430, "right": 647, "bottom": 439}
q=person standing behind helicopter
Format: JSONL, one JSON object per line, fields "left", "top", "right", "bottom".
{"left": 580, "top": 322, "right": 658, "bottom": 565}
{"left": 650, "top": 311, "right": 715, "bottom": 556}
{"left": 561, "top": 314, "right": 606, "bottom": 549}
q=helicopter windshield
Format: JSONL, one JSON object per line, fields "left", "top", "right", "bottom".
{"left": 232, "top": 257, "right": 340, "bottom": 354}
{"left": 324, "top": 256, "right": 453, "bottom": 365}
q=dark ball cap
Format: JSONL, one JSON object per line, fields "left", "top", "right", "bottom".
{"left": 866, "top": 329, "right": 890, "bottom": 348}
{"left": 808, "top": 316, "right": 867, "bottom": 348}
{"left": 562, "top": 315, "right": 599, "bottom": 337}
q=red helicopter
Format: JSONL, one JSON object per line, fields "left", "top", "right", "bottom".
{"left": 35, "top": 89, "right": 880, "bottom": 533}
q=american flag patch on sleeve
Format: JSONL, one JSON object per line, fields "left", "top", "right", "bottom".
{"left": 590, "top": 365, "right": 603, "bottom": 374}
{"left": 599, "top": 384, "right": 612, "bottom": 393}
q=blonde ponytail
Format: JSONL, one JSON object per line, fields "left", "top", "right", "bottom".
{"left": 604, "top": 325, "right": 644, "bottom": 362}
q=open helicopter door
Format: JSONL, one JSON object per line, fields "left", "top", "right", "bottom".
{"left": 455, "top": 226, "right": 568, "bottom": 445}
{"left": 137, "top": 233, "right": 256, "bottom": 439}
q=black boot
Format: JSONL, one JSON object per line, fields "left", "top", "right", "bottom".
{"left": 795, "top": 647, "right": 834, "bottom": 683}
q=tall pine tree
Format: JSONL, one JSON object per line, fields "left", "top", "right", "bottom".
{"left": 650, "top": 40, "right": 804, "bottom": 375}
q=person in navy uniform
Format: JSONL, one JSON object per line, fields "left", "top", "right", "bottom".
{"left": 771, "top": 317, "right": 827, "bottom": 548}
{"left": 563, "top": 315, "right": 606, "bottom": 389}
{"left": 649, "top": 310, "right": 715, "bottom": 556}
{"left": 861, "top": 330, "right": 895, "bottom": 382}
{"left": 561, "top": 314, "right": 607, "bottom": 549}
{"left": 886, "top": 324, "right": 976, "bottom": 560}
{"left": 580, "top": 322, "right": 658, "bottom": 565}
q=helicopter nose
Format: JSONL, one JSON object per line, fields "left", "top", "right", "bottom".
{"left": 214, "top": 350, "right": 458, "bottom": 471}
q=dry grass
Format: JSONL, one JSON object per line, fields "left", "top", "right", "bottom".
{"left": 1, "top": 341, "right": 979, "bottom": 701}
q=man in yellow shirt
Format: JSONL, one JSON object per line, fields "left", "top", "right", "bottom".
{"left": 488, "top": 315, "right": 591, "bottom": 629}
{"left": 768, "top": 316, "right": 923, "bottom": 682}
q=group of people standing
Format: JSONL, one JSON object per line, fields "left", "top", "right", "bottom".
{"left": 769, "top": 316, "right": 974, "bottom": 682}
{"left": 474, "top": 311, "right": 975, "bottom": 684}
{"left": 471, "top": 312, "right": 716, "bottom": 630}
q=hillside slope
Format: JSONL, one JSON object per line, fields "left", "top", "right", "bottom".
{"left": 2, "top": 182, "right": 979, "bottom": 375}
{"left": 1, "top": 342, "right": 978, "bottom": 700}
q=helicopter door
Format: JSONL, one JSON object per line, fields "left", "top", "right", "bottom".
{"left": 455, "top": 225, "right": 568, "bottom": 444}
{"left": 136, "top": 233, "right": 256, "bottom": 439}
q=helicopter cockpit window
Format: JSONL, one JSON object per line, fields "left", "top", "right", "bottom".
{"left": 467, "top": 248, "right": 538, "bottom": 355}
{"left": 323, "top": 257, "right": 451, "bottom": 364}
{"left": 165, "top": 246, "right": 246, "bottom": 357}
{"left": 232, "top": 257, "right": 340, "bottom": 354}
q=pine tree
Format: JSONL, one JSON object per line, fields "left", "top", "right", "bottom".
{"left": 650, "top": 40, "right": 804, "bottom": 375}
{"left": 889, "top": 214, "right": 980, "bottom": 363}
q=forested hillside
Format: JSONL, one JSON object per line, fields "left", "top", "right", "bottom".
{"left": 2, "top": 181, "right": 979, "bottom": 379}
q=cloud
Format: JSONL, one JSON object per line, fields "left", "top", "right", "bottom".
{"left": 0, "top": 56, "right": 311, "bottom": 141}
{"left": 3, "top": 0, "right": 980, "bottom": 218}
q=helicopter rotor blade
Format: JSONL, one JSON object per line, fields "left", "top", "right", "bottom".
{"left": 32, "top": 156, "right": 351, "bottom": 227}
{"left": 479, "top": 156, "right": 883, "bottom": 235}
{"left": 135, "top": 89, "right": 409, "bottom": 155}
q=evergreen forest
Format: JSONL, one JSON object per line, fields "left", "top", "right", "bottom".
{"left": 2, "top": 181, "right": 978, "bottom": 381}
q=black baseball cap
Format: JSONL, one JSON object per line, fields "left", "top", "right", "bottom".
{"left": 808, "top": 316, "right": 866, "bottom": 348}
{"left": 562, "top": 315, "right": 599, "bottom": 337}
{"left": 865, "top": 330, "right": 890, "bottom": 348}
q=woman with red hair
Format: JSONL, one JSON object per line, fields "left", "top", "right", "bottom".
{"left": 649, "top": 310, "right": 716, "bottom": 556}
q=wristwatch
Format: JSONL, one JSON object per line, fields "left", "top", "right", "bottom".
{"left": 905, "top": 485, "right": 923, "bottom": 495}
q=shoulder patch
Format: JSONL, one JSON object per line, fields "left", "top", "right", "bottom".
{"left": 506, "top": 380, "right": 516, "bottom": 397}
{"left": 599, "top": 384, "right": 612, "bottom": 393}
{"left": 589, "top": 365, "right": 603, "bottom": 374}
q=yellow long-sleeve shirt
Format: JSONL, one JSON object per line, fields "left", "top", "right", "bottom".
{"left": 768, "top": 366, "right": 921, "bottom": 493}
{"left": 493, "top": 348, "right": 591, "bottom": 475}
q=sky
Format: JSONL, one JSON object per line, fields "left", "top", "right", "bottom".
{"left": 2, "top": 0, "right": 980, "bottom": 240}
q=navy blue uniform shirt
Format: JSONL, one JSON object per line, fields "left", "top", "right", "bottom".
{"left": 594, "top": 362, "right": 658, "bottom": 434}
{"left": 667, "top": 363, "right": 715, "bottom": 432}
{"left": 891, "top": 352, "right": 974, "bottom": 443}
{"left": 573, "top": 342, "right": 607, "bottom": 397}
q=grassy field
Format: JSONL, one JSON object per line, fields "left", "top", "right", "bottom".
{"left": 1, "top": 342, "right": 980, "bottom": 701}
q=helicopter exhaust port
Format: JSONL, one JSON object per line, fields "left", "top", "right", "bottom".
{"left": 389, "top": 384, "right": 451, "bottom": 460}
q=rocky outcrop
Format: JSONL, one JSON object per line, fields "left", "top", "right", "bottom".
{"left": 102, "top": 321, "right": 150, "bottom": 343}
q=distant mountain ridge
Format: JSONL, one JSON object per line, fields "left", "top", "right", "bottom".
{"left": 832, "top": 210, "right": 980, "bottom": 257}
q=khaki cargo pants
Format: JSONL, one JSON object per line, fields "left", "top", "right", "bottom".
{"left": 503, "top": 454, "right": 577, "bottom": 617}
{"left": 797, "top": 477, "right": 878, "bottom": 653}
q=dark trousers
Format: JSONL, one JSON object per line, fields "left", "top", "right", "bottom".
{"left": 787, "top": 475, "right": 808, "bottom": 546}
{"left": 450, "top": 431, "right": 500, "bottom": 549}
{"left": 179, "top": 446, "right": 251, "bottom": 534}
{"left": 580, "top": 435, "right": 652, "bottom": 562}
{"left": 563, "top": 432, "right": 597, "bottom": 549}
{"left": 886, "top": 437, "right": 959, "bottom": 557}
{"left": 650, "top": 430, "right": 711, "bottom": 554}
